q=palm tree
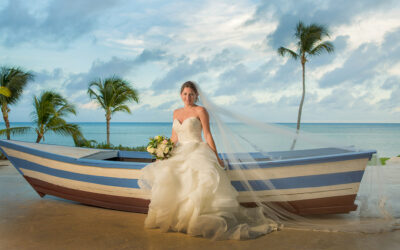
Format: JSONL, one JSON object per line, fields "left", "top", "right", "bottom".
{"left": 32, "top": 91, "right": 82, "bottom": 143}
{"left": 278, "top": 21, "right": 334, "bottom": 149}
{"left": 87, "top": 77, "right": 139, "bottom": 145}
{"left": 0, "top": 67, "right": 34, "bottom": 139}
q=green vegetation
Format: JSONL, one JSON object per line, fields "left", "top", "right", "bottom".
{"left": 32, "top": 91, "right": 82, "bottom": 143}
{"left": 0, "top": 66, "right": 34, "bottom": 139}
{"left": 380, "top": 154, "right": 400, "bottom": 165}
{"left": 380, "top": 157, "right": 390, "bottom": 165}
{"left": 72, "top": 134, "right": 146, "bottom": 151}
{"left": 73, "top": 136, "right": 146, "bottom": 151}
{"left": 93, "top": 142, "right": 147, "bottom": 152}
{"left": 278, "top": 21, "right": 334, "bottom": 150}
{"left": 367, "top": 154, "right": 400, "bottom": 166}
{"left": 87, "top": 76, "right": 140, "bottom": 145}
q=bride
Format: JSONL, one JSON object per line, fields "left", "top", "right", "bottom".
{"left": 139, "top": 81, "right": 280, "bottom": 240}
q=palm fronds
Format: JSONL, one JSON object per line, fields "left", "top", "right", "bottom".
{"left": 72, "top": 134, "right": 97, "bottom": 148}
{"left": 0, "top": 126, "right": 32, "bottom": 137}
{"left": 32, "top": 90, "right": 81, "bottom": 143}
{"left": 0, "top": 67, "right": 34, "bottom": 105}
{"left": 282, "top": 21, "right": 334, "bottom": 60}
{"left": 309, "top": 41, "right": 335, "bottom": 56}
{"left": 0, "top": 87, "right": 11, "bottom": 97}
{"left": 277, "top": 47, "right": 299, "bottom": 60}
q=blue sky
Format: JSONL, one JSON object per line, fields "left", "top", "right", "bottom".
{"left": 1, "top": 0, "right": 399, "bottom": 123}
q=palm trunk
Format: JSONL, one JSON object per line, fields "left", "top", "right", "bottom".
{"left": 36, "top": 130, "right": 43, "bottom": 143}
{"left": 36, "top": 134, "right": 43, "bottom": 143}
{"left": 106, "top": 114, "right": 111, "bottom": 145}
{"left": 291, "top": 60, "right": 306, "bottom": 150}
{"left": 35, "top": 126, "right": 44, "bottom": 143}
{"left": 1, "top": 103, "right": 11, "bottom": 140}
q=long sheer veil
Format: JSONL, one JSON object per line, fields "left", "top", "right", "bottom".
{"left": 194, "top": 82, "right": 399, "bottom": 233}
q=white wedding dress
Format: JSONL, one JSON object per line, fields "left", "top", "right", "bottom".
{"left": 139, "top": 117, "right": 280, "bottom": 240}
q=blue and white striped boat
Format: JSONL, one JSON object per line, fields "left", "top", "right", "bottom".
{"left": 0, "top": 140, "right": 376, "bottom": 215}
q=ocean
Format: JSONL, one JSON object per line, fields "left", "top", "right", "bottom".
{"left": 1, "top": 122, "right": 399, "bottom": 157}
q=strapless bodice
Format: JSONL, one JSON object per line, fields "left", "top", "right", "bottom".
{"left": 173, "top": 117, "right": 202, "bottom": 143}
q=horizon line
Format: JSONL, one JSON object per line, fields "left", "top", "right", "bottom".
{"left": 1, "top": 121, "right": 399, "bottom": 124}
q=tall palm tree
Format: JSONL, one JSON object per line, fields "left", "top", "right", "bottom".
{"left": 87, "top": 77, "right": 139, "bottom": 145}
{"left": 0, "top": 67, "right": 34, "bottom": 139}
{"left": 32, "top": 91, "right": 82, "bottom": 143}
{"left": 278, "top": 21, "right": 334, "bottom": 149}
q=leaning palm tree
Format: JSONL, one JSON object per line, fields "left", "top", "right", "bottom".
{"left": 0, "top": 67, "right": 34, "bottom": 139}
{"left": 32, "top": 91, "right": 82, "bottom": 143}
{"left": 278, "top": 21, "right": 334, "bottom": 149}
{"left": 87, "top": 77, "right": 139, "bottom": 145}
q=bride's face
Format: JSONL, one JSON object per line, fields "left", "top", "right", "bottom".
{"left": 181, "top": 87, "right": 197, "bottom": 106}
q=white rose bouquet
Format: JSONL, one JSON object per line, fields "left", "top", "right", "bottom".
{"left": 147, "top": 135, "right": 174, "bottom": 160}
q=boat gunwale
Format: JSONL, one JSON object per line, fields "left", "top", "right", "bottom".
{"left": 0, "top": 140, "right": 148, "bottom": 169}
{"left": 0, "top": 139, "right": 376, "bottom": 170}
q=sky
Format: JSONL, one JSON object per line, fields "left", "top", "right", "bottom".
{"left": 1, "top": 0, "right": 399, "bottom": 123}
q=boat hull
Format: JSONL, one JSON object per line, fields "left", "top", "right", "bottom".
{"left": 25, "top": 174, "right": 358, "bottom": 215}
{"left": 0, "top": 140, "right": 376, "bottom": 215}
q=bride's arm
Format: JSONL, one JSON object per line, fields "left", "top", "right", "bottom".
{"left": 171, "top": 110, "right": 178, "bottom": 144}
{"left": 198, "top": 107, "right": 224, "bottom": 168}
{"left": 171, "top": 129, "right": 178, "bottom": 145}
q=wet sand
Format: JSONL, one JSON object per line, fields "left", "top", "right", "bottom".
{"left": 1, "top": 161, "right": 399, "bottom": 250}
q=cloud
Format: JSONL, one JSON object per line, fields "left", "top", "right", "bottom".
{"left": 150, "top": 48, "right": 242, "bottom": 92}
{"left": 212, "top": 55, "right": 300, "bottom": 97}
{"left": 79, "top": 101, "right": 99, "bottom": 110}
{"left": 0, "top": 1, "right": 37, "bottom": 46}
{"left": 247, "top": 0, "right": 398, "bottom": 49}
{"left": 378, "top": 80, "right": 400, "bottom": 112}
{"left": 319, "top": 28, "right": 400, "bottom": 88}
{"left": 151, "top": 57, "right": 208, "bottom": 91}
{"left": 318, "top": 88, "right": 355, "bottom": 108}
{"left": 215, "top": 63, "right": 269, "bottom": 95}
{"left": 34, "top": 68, "right": 64, "bottom": 83}
{"left": 63, "top": 49, "right": 166, "bottom": 92}
{"left": 382, "top": 76, "right": 400, "bottom": 90}
{"left": 319, "top": 44, "right": 377, "bottom": 88}
{"left": 0, "top": 0, "right": 119, "bottom": 47}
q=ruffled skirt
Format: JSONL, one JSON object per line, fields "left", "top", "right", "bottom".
{"left": 138, "top": 141, "right": 279, "bottom": 240}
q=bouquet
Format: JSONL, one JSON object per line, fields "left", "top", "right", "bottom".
{"left": 147, "top": 135, "right": 174, "bottom": 160}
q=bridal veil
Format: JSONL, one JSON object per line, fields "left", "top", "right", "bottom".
{"left": 193, "top": 81, "right": 400, "bottom": 233}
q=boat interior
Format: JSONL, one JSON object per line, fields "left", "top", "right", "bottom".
{"left": 81, "top": 147, "right": 359, "bottom": 163}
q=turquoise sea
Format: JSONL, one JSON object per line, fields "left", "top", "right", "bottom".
{"left": 1, "top": 122, "right": 399, "bottom": 157}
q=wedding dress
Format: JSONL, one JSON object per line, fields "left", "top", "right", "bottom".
{"left": 138, "top": 116, "right": 280, "bottom": 240}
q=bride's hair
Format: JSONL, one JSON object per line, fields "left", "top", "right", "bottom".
{"left": 181, "top": 81, "right": 199, "bottom": 103}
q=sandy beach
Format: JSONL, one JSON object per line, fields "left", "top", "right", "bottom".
{"left": 1, "top": 160, "right": 399, "bottom": 250}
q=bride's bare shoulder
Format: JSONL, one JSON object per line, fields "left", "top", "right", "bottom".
{"left": 195, "top": 106, "right": 208, "bottom": 115}
{"left": 173, "top": 108, "right": 182, "bottom": 118}
{"left": 173, "top": 108, "right": 183, "bottom": 114}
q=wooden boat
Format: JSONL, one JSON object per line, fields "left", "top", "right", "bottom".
{"left": 0, "top": 140, "right": 376, "bottom": 215}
